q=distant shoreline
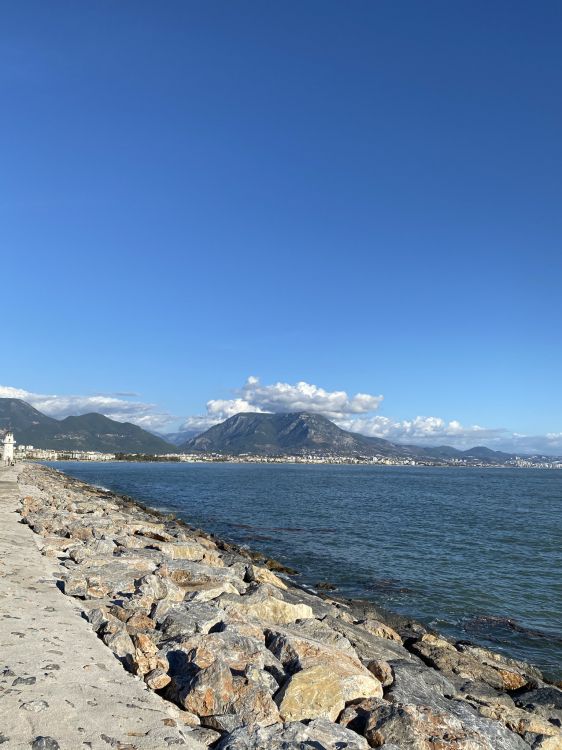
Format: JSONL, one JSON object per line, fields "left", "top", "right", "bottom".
{"left": 36, "top": 453, "right": 562, "bottom": 469}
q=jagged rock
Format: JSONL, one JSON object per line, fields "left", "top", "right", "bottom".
{"left": 367, "top": 659, "right": 394, "bottom": 686}
{"left": 458, "top": 643, "right": 543, "bottom": 686}
{"left": 247, "top": 565, "right": 288, "bottom": 590}
{"left": 183, "top": 581, "right": 241, "bottom": 603}
{"left": 447, "top": 699, "right": 533, "bottom": 750}
{"left": 216, "top": 717, "right": 370, "bottom": 749}
{"left": 102, "top": 629, "right": 135, "bottom": 659}
{"left": 411, "top": 634, "right": 536, "bottom": 691}
{"left": 386, "top": 659, "right": 459, "bottom": 711}
{"left": 265, "top": 625, "right": 382, "bottom": 702}
{"left": 387, "top": 660, "right": 531, "bottom": 750}
{"left": 126, "top": 611, "right": 155, "bottom": 631}
{"left": 323, "top": 615, "right": 413, "bottom": 661}
{"left": 145, "top": 667, "right": 171, "bottom": 690}
{"left": 272, "top": 617, "right": 356, "bottom": 654}
{"left": 359, "top": 699, "right": 494, "bottom": 749}
{"left": 275, "top": 664, "right": 345, "bottom": 721}
{"left": 157, "top": 541, "right": 206, "bottom": 561}
{"left": 279, "top": 585, "right": 341, "bottom": 619}
{"left": 220, "top": 588, "right": 313, "bottom": 625}
{"left": 478, "top": 703, "right": 561, "bottom": 738}
{"left": 189, "top": 727, "right": 221, "bottom": 746}
{"left": 175, "top": 631, "right": 270, "bottom": 671}
{"left": 159, "top": 602, "right": 225, "bottom": 640}
{"left": 515, "top": 686, "right": 562, "bottom": 726}
{"left": 358, "top": 617, "right": 403, "bottom": 643}
{"left": 159, "top": 560, "right": 246, "bottom": 593}
{"left": 167, "top": 659, "right": 279, "bottom": 730}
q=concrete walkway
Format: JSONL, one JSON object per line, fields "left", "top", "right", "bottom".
{"left": 0, "top": 466, "right": 203, "bottom": 750}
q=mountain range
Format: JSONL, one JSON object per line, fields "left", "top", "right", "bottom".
{"left": 0, "top": 397, "right": 526, "bottom": 463}
{"left": 180, "top": 411, "right": 516, "bottom": 463}
{"left": 0, "top": 398, "right": 173, "bottom": 454}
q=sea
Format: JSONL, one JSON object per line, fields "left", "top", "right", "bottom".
{"left": 46, "top": 461, "right": 562, "bottom": 680}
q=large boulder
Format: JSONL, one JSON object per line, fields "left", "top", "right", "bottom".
{"left": 217, "top": 718, "right": 370, "bottom": 749}
{"left": 411, "top": 634, "right": 539, "bottom": 691}
{"left": 323, "top": 615, "right": 413, "bottom": 662}
{"left": 359, "top": 700, "right": 495, "bottom": 749}
{"left": 220, "top": 588, "right": 313, "bottom": 625}
{"left": 275, "top": 664, "right": 345, "bottom": 722}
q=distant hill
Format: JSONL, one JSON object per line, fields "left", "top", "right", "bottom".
{"left": 163, "top": 428, "right": 201, "bottom": 446}
{"left": 0, "top": 398, "right": 174, "bottom": 454}
{"left": 179, "top": 411, "right": 520, "bottom": 463}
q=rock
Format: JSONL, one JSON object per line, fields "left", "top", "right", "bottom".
{"left": 386, "top": 659, "right": 459, "bottom": 712}
{"left": 216, "top": 717, "right": 369, "bottom": 749}
{"left": 448, "top": 699, "right": 533, "bottom": 750}
{"left": 515, "top": 686, "right": 562, "bottom": 726}
{"left": 126, "top": 611, "right": 155, "bottom": 631}
{"left": 387, "top": 660, "right": 531, "bottom": 750}
{"left": 221, "top": 588, "right": 313, "bottom": 625}
{"left": 323, "top": 615, "right": 413, "bottom": 662}
{"left": 145, "top": 667, "right": 171, "bottom": 690}
{"left": 167, "top": 659, "right": 234, "bottom": 715}
{"left": 367, "top": 659, "right": 394, "bottom": 686}
{"left": 31, "top": 739, "right": 60, "bottom": 750}
{"left": 183, "top": 581, "right": 241, "bottom": 603}
{"left": 159, "top": 603, "right": 225, "bottom": 640}
{"left": 102, "top": 630, "right": 134, "bottom": 659}
{"left": 203, "top": 676, "right": 280, "bottom": 732}
{"left": 411, "top": 634, "right": 536, "bottom": 691}
{"left": 358, "top": 617, "right": 403, "bottom": 643}
{"left": 173, "top": 630, "right": 270, "bottom": 672}
{"left": 159, "top": 560, "right": 246, "bottom": 593}
{"left": 274, "top": 617, "right": 356, "bottom": 654}
{"left": 275, "top": 664, "right": 345, "bottom": 721}
{"left": 360, "top": 700, "right": 494, "bottom": 749}
{"left": 158, "top": 541, "right": 206, "bottom": 561}
{"left": 478, "top": 703, "right": 561, "bottom": 737}
{"left": 266, "top": 626, "right": 383, "bottom": 702}
{"left": 533, "top": 737, "right": 562, "bottom": 750}
{"left": 167, "top": 660, "right": 280, "bottom": 730}
{"left": 189, "top": 727, "right": 221, "bottom": 746}
{"left": 247, "top": 565, "right": 288, "bottom": 590}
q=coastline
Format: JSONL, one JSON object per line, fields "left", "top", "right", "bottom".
{"left": 5, "top": 462, "right": 562, "bottom": 749}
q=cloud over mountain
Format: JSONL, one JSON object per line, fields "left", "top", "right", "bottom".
{"left": 2, "top": 378, "right": 561, "bottom": 455}
{"left": 0, "top": 385, "right": 175, "bottom": 431}
{"left": 180, "top": 377, "right": 383, "bottom": 432}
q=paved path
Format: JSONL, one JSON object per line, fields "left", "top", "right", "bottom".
{"left": 0, "top": 466, "right": 203, "bottom": 750}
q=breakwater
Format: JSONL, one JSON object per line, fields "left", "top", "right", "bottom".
{"left": 9, "top": 463, "right": 562, "bottom": 749}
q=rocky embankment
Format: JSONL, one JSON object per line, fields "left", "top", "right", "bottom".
{"left": 13, "top": 464, "right": 562, "bottom": 749}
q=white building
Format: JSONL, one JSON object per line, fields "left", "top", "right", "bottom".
{"left": 2, "top": 431, "right": 15, "bottom": 464}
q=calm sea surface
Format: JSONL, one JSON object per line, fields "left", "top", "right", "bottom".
{"left": 47, "top": 462, "right": 562, "bottom": 679}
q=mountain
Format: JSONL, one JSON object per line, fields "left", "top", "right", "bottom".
{"left": 179, "top": 411, "right": 521, "bottom": 463}
{"left": 164, "top": 428, "right": 202, "bottom": 446}
{"left": 0, "top": 398, "right": 174, "bottom": 454}
{"left": 181, "top": 411, "right": 420, "bottom": 458}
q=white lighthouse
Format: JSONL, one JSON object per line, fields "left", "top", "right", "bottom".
{"left": 2, "top": 431, "right": 15, "bottom": 464}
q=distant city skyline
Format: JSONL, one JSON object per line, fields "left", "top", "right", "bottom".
{"left": 1, "top": 377, "right": 560, "bottom": 455}
{"left": 2, "top": 2, "right": 561, "bottom": 453}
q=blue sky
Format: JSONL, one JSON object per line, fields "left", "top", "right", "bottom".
{"left": 1, "top": 1, "right": 561, "bottom": 452}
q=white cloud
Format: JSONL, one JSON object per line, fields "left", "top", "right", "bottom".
{"left": 179, "top": 377, "right": 383, "bottom": 432}
{"left": 335, "top": 414, "right": 507, "bottom": 448}
{"left": 0, "top": 385, "right": 175, "bottom": 431}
